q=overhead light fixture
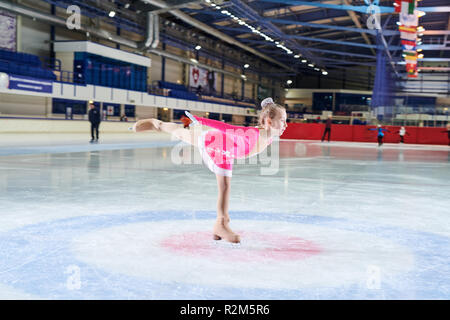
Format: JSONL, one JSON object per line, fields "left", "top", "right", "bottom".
{"left": 109, "top": 11, "right": 116, "bottom": 18}
{"left": 244, "top": 64, "right": 249, "bottom": 68}
{"left": 124, "top": 3, "right": 130, "bottom": 9}
{"left": 210, "top": 3, "right": 216, "bottom": 6}
{"left": 286, "top": 80, "right": 293, "bottom": 85}
{"left": 322, "top": 71, "right": 328, "bottom": 75}
{"left": 308, "top": 63, "right": 314, "bottom": 67}
{"left": 294, "top": 55, "right": 300, "bottom": 58}
{"left": 195, "top": 45, "right": 201, "bottom": 50}
{"left": 205, "top": 0, "right": 211, "bottom": 2}
{"left": 190, "top": 58, "right": 198, "bottom": 64}
{"left": 301, "top": 59, "right": 307, "bottom": 63}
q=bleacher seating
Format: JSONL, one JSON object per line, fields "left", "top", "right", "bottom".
{"left": 157, "top": 81, "right": 198, "bottom": 101}
{"left": 75, "top": 52, "right": 147, "bottom": 91}
{"left": 0, "top": 49, "right": 56, "bottom": 80}
{"left": 168, "top": 89, "right": 198, "bottom": 100}
{"left": 158, "top": 81, "right": 188, "bottom": 92}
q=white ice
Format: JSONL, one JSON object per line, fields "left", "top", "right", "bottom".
{"left": 0, "top": 132, "right": 449, "bottom": 299}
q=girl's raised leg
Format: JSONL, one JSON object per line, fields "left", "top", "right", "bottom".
{"left": 133, "top": 118, "right": 199, "bottom": 146}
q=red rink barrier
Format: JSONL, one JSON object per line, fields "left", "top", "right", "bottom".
{"left": 281, "top": 123, "right": 449, "bottom": 145}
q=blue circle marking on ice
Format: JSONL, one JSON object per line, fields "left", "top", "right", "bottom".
{"left": 0, "top": 210, "right": 448, "bottom": 299}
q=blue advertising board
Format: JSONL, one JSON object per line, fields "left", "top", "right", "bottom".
{"left": 8, "top": 75, "right": 53, "bottom": 93}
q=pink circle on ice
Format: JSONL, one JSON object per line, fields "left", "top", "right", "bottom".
{"left": 160, "top": 231, "right": 322, "bottom": 262}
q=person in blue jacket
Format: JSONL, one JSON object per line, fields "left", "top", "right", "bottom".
{"left": 368, "top": 124, "right": 390, "bottom": 146}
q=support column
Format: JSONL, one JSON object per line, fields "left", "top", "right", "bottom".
{"left": 50, "top": 5, "right": 55, "bottom": 61}
{"left": 161, "top": 36, "right": 166, "bottom": 82}
{"left": 221, "top": 58, "right": 225, "bottom": 97}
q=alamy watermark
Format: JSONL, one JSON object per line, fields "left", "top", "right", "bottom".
{"left": 65, "top": 265, "right": 82, "bottom": 290}
{"left": 365, "top": 0, "right": 381, "bottom": 30}
{"left": 170, "top": 125, "right": 280, "bottom": 176}
{"left": 66, "top": 5, "right": 81, "bottom": 30}
{"left": 366, "top": 265, "right": 381, "bottom": 290}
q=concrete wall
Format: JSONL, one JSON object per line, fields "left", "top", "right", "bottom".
{"left": 0, "top": 93, "right": 50, "bottom": 116}
{"left": 0, "top": 118, "right": 133, "bottom": 133}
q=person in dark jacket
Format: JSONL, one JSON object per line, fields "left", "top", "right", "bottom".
{"left": 321, "top": 115, "right": 332, "bottom": 142}
{"left": 442, "top": 123, "right": 450, "bottom": 146}
{"left": 88, "top": 103, "right": 101, "bottom": 143}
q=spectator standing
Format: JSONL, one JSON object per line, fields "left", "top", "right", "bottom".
{"left": 321, "top": 115, "right": 332, "bottom": 142}
{"left": 88, "top": 103, "right": 101, "bottom": 143}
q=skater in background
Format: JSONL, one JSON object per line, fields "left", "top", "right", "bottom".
{"left": 88, "top": 103, "right": 101, "bottom": 143}
{"left": 180, "top": 114, "right": 191, "bottom": 129}
{"left": 321, "top": 115, "right": 332, "bottom": 142}
{"left": 396, "top": 126, "right": 410, "bottom": 144}
{"left": 442, "top": 123, "right": 450, "bottom": 146}
{"left": 368, "top": 124, "right": 390, "bottom": 147}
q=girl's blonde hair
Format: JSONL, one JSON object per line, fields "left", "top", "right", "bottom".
{"left": 258, "top": 97, "right": 285, "bottom": 127}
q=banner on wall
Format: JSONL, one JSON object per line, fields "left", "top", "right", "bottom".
{"left": 8, "top": 75, "right": 53, "bottom": 93}
{"left": 0, "top": 10, "right": 16, "bottom": 51}
{"left": 189, "top": 65, "right": 217, "bottom": 94}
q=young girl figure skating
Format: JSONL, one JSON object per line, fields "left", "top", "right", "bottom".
{"left": 368, "top": 124, "right": 390, "bottom": 146}
{"left": 396, "top": 126, "right": 410, "bottom": 144}
{"left": 132, "top": 98, "right": 287, "bottom": 243}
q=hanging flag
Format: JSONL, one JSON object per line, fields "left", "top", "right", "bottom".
{"left": 405, "top": 56, "right": 418, "bottom": 62}
{"left": 400, "top": 11, "right": 419, "bottom": 27}
{"left": 402, "top": 44, "right": 416, "bottom": 51}
{"left": 400, "top": 32, "right": 417, "bottom": 41}
{"left": 396, "top": 0, "right": 415, "bottom": 15}
{"left": 408, "top": 0, "right": 416, "bottom": 14}
{"left": 401, "top": 39, "right": 416, "bottom": 47}
{"left": 403, "top": 50, "right": 417, "bottom": 56}
{"left": 394, "top": 0, "right": 403, "bottom": 13}
{"left": 399, "top": 26, "right": 417, "bottom": 33}
{"left": 406, "top": 62, "right": 417, "bottom": 70}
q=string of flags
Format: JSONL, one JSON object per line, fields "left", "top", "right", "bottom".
{"left": 394, "top": 0, "right": 425, "bottom": 78}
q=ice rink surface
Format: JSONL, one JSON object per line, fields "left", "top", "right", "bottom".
{"left": 0, "top": 132, "right": 449, "bottom": 299}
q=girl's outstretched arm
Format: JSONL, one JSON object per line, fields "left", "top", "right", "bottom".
{"left": 185, "top": 111, "right": 255, "bottom": 133}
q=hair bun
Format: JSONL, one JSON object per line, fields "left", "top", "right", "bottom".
{"left": 261, "top": 97, "right": 274, "bottom": 108}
